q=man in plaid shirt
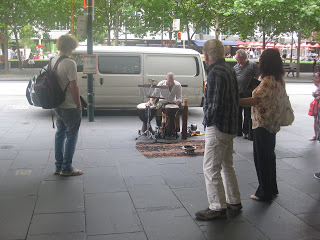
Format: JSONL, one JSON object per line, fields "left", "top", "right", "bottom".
{"left": 195, "top": 39, "right": 242, "bottom": 221}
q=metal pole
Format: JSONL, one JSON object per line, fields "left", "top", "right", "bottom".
{"left": 87, "top": 0, "right": 94, "bottom": 121}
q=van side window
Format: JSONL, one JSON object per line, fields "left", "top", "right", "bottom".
{"left": 98, "top": 56, "right": 140, "bottom": 74}
{"left": 145, "top": 55, "right": 198, "bottom": 76}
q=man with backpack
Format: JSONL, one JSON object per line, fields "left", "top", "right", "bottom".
{"left": 52, "top": 34, "right": 83, "bottom": 176}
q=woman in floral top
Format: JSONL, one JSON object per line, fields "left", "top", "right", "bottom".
{"left": 240, "top": 48, "right": 285, "bottom": 201}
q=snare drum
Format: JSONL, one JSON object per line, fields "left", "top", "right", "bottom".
{"left": 137, "top": 103, "right": 155, "bottom": 123}
{"left": 164, "top": 104, "right": 180, "bottom": 134}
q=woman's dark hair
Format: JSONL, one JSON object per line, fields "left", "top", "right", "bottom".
{"left": 259, "top": 48, "right": 284, "bottom": 81}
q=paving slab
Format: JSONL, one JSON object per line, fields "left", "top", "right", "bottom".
{"left": 83, "top": 167, "right": 127, "bottom": 193}
{"left": 0, "top": 149, "right": 19, "bottom": 160}
{"left": 27, "top": 232, "right": 87, "bottom": 240}
{"left": 0, "top": 196, "right": 37, "bottom": 240}
{"left": 34, "top": 180, "right": 84, "bottom": 214}
{"left": 28, "top": 212, "right": 85, "bottom": 236}
{"left": 77, "top": 149, "right": 119, "bottom": 168}
{"left": 22, "top": 136, "right": 54, "bottom": 150}
{"left": 125, "top": 175, "right": 182, "bottom": 209}
{"left": 85, "top": 192, "right": 142, "bottom": 235}
{"left": 87, "top": 232, "right": 147, "bottom": 240}
{"left": 137, "top": 206, "right": 207, "bottom": 240}
{"left": 119, "top": 159, "right": 161, "bottom": 177}
{"left": 159, "top": 163, "right": 204, "bottom": 189}
{"left": 274, "top": 181, "right": 320, "bottom": 215}
{"left": 0, "top": 168, "right": 45, "bottom": 196}
{"left": 200, "top": 221, "right": 269, "bottom": 240}
{"left": 10, "top": 150, "right": 50, "bottom": 169}
{"left": 242, "top": 199, "right": 320, "bottom": 240}
{"left": 277, "top": 168, "right": 320, "bottom": 194}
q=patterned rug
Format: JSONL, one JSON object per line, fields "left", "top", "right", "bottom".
{"left": 136, "top": 140, "right": 205, "bottom": 159}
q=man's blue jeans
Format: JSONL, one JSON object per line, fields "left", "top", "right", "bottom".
{"left": 54, "top": 108, "right": 82, "bottom": 173}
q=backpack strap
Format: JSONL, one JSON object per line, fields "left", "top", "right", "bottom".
{"left": 49, "top": 55, "right": 69, "bottom": 71}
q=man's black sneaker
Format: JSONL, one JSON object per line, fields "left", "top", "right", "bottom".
{"left": 314, "top": 172, "right": 320, "bottom": 180}
{"left": 227, "top": 203, "right": 243, "bottom": 211}
{"left": 195, "top": 208, "right": 226, "bottom": 221}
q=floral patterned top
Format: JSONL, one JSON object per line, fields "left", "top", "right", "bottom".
{"left": 252, "top": 75, "right": 285, "bottom": 134}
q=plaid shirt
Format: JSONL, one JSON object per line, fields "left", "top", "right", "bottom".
{"left": 202, "top": 59, "right": 239, "bottom": 134}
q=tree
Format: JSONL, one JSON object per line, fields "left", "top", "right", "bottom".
{"left": 226, "top": 0, "right": 320, "bottom": 77}
{"left": 0, "top": 1, "right": 35, "bottom": 70}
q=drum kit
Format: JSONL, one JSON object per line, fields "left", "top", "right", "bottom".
{"left": 135, "top": 84, "right": 180, "bottom": 142}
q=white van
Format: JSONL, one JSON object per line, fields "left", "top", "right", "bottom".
{"left": 72, "top": 46, "right": 205, "bottom": 109}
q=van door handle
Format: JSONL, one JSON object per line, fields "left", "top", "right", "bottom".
{"left": 82, "top": 76, "right": 87, "bottom": 79}
{"left": 100, "top": 78, "right": 104, "bottom": 85}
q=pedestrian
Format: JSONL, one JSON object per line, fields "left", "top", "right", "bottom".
{"left": 286, "top": 60, "right": 296, "bottom": 77}
{"left": 28, "top": 52, "right": 35, "bottom": 68}
{"left": 308, "top": 78, "right": 320, "bottom": 141}
{"left": 52, "top": 34, "right": 83, "bottom": 176}
{"left": 240, "top": 48, "right": 285, "bottom": 201}
{"left": 234, "top": 49, "right": 258, "bottom": 140}
{"left": 195, "top": 39, "right": 242, "bottom": 221}
{"left": 312, "top": 58, "right": 317, "bottom": 76}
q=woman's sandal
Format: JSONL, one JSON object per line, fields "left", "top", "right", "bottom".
{"left": 250, "top": 194, "right": 262, "bottom": 201}
{"left": 309, "top": 136, "right": 317, "bottom": 141}
{"left": 60, "top": 168, "right": 83, "bottom": 176}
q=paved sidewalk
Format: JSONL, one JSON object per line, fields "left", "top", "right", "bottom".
{"left": 0, "top": 68, "right": 42, "bottom": 81}
{"left": 0, "top": 81, "right": 320, "bottom": 240}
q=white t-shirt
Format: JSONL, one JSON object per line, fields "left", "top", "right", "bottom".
{"left": 50, "top": 56, "right": 78, "bottom": 109}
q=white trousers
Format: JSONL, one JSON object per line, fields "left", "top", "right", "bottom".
{"left": 203, "top": 126, "right": 241, "bottom": 210}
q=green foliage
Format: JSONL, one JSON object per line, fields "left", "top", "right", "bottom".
{"left": 1, "top": 0, "right": 320, "bottom": 51}
{"left": 19, "top": 25, "right": 37, "bottom": 51}
{"left": 228, "top": 0, "right": 320, "bottom": 41}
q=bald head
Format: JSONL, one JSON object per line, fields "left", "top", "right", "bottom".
{"left": 166, "top": 72, "right": 175, "bottom": 86}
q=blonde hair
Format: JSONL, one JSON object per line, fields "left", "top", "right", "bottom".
{"left": 57, "top": 34, "right": 79, "bottom": 53}
{"left": 203, "top": 39, "right": 225, "bottom": 62}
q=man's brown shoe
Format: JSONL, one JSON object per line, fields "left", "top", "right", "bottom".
{"left": 226, "top": 203, "right": 242, "bottom": 211}
{"left": 195, "top": 208, "right": 226, "bottom": 221}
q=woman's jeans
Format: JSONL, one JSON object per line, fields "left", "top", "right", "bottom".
{"left": 54, "top": 108, "right": 82, "bottom": 173}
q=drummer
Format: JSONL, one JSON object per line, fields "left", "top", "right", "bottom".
{"left": 147, "top": 72, "right": 182, "bottom": 129}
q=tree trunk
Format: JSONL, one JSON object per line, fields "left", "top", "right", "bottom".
{"left": 296, "top": 32, "right": 301, "bottom": 78}
{"left": 114, "top": 2, "right": 120, "bottom": 46}
{"left": 4, "top": 14, "right": 9, "bottom": 74}
{"left": 186, "top": 24, "right": 191, "bottom": 48}
{"left": 215, "top": 14, "right": 219, "bottom": 40}
{"left": 262, "top": 31, "right": 266, "bottom": 50}
{"left": 13, "top": 28, "right": 22, "bottom": 69}
{"left": 290, "top": 32, "right": 294, "bottom": 61}
{"left": 105, "top": 0, "right": 111, "bottom": 45}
